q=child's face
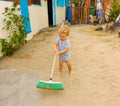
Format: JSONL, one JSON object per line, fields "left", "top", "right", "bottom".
{"left": 59, "top": 34, "right": 67, "bottom": 41}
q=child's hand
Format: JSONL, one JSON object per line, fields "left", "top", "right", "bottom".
{"left": 54, "top": 49, "right": 60, "bottom": 55}
{"left": 54, "top": 49, "right": 57, "bottom": 53}
{"left": 55, "top": 51, "right": 60, "bottom": 55}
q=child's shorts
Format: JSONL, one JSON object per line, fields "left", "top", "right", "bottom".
{"left": 59, "top": 55, "right": 70, "bottom": 63}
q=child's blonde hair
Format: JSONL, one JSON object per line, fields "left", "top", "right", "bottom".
{"left": 58, "top": 25, "right": 69, "bottom": 36}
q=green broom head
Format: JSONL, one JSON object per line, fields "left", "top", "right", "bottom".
{"left": 36, "top": 80, "right": 64, "bottom": 90}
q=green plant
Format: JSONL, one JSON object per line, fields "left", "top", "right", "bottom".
{"left": 0, "top": 2, "right": 27, "bottom": 56}
{"left": 73, "top": 0, "right": 79, "bottom": 5}
{"left": 73, "top": 0, "right": 79, "bottom": 3}
{"left": 109, "top": 1, "right": 120, "bottom": 22}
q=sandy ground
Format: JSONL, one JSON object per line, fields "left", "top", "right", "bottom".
{"left": 0, "top": 25, "right": 120, "bottom": 106}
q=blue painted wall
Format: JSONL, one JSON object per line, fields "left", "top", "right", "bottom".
{"left": 20, "top": 0, "right": 31, "bottom": 34}
{"left": 57, "top": 0, "right": 64, "bottom": 6}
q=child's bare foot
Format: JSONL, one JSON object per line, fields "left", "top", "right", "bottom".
{"left": 69, "top": 71, "right": 73, "bottom": 75}
{"left": 57, "top": 71, "right": 62, "bottom": 75}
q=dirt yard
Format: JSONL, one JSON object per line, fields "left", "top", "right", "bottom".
{"left": 0, "top": 25, "right": 120, "bottom": 106}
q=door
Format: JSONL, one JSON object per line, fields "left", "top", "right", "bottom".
{"left": 20, "top": 0, "right": 31, "bottom": 33}
{"left": 52, "top": 0, "right": 56, "bottom": 26}
{"left": 47, "top": 0, "right": 56, "bottom": 26}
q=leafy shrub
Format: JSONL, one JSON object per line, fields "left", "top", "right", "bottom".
{"left": 109, "top": 1, "right": 120, "bottom": 22}
{"left": 0, "top": 2, "right": 27, "bottom": 56}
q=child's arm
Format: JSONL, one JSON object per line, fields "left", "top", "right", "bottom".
{"left": 56, "top": 48, "right": 68, "bottom": 55}
{"left": 54, "top": 42, "right": 58, "bottom": 53}
{"left": 54, "top": 42, "right": 68, "bottom": 55}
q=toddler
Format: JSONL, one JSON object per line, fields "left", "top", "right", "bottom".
{"left": 54, "top": 25, "right": 73, "bottom": 75}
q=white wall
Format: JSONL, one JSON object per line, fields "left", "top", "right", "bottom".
{"left": 0, "top": 1, "right": 13, "bottom": 38}
{"left": 27, "top": 1, "right": 49, "bottom": 40}
{"left": 0, "top": 1, "right": 66, "bottom": 40}
{"left": 0, "top": 1, "right": 49, "bottom": 40}
{"left": 56, "top": 6, "right": 66, "bottom": 24}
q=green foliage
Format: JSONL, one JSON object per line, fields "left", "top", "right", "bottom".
{"left": 0, "top": 39, "right": 14, "bottom": 55}
{"left": 73, "top": 0, "right": 80, "bottom": 6}
{"left": 109, "top": 1, "right": 120, "bottom": 22}
{"left": 73, "top": 0, "right": 79, "bottom": 4}
{"left": 0, "top": 2, "right": 27, "bottom": 56}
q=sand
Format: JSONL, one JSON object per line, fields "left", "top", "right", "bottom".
{"left": 0, "top": 25, "right": 120, "bottom": 106}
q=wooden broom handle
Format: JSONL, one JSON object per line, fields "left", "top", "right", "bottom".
{"left": 49, "top": 54, "right": 57, "bottom": 80}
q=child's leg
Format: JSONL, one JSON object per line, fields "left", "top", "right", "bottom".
{"left": 66, "top": 60, "right": 73, "bottom": 74}
{"left": 58, "top": 58, "right": 63, "bottom": 75}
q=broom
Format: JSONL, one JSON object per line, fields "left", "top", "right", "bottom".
{"left": 36, "top": 54, "right": 64, "bottom": 90}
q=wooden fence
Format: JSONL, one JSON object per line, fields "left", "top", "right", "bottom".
{"left": 71, "top": 6, "right": 89, "bottom": 24}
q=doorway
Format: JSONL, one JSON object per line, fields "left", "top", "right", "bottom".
{"left": 47, "top": 0, "right": 53, "bottom": 26}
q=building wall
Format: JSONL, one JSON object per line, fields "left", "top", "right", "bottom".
{"left": 27, "top": 1, "right": 49, "bottom": 40}
{"left": 0, "top": 1, "right": 66, "bottom": 57}
{"left": 56, "top": 6, "right": 66, "bottom": 24}
{"left": 0, "top": 1, "right": 13, "bottom": 39}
